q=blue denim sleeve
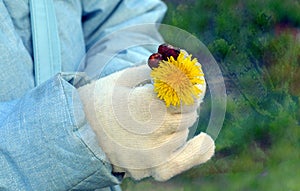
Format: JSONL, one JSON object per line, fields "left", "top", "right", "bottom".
{"left": 80, "top": 0, "right": 167, "bottom": 78}
{"left": 0, "top": 73, "right": 122, "bottom": 190}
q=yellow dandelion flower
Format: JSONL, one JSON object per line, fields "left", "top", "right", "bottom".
{"left": 150, "top": 51, "right": 204, "bottom": 107}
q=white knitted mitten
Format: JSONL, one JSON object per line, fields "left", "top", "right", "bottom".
{"left": 78, "top": 64, "right": 215, "bottom": 181}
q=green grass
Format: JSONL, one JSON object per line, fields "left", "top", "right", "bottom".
{"left": 122, "top": 0, "right": 300, "bottom": 190}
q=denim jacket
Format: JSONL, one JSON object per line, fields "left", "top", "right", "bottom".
{"left": 0, "top": 0, "right": 166, "bottom": 190}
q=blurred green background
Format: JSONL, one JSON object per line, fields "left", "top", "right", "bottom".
{"left": 121, "top": 0, "right": 300, "bottom": 190}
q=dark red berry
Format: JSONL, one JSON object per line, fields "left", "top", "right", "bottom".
{"left": 158, "top": 44, "right": 180, "bottom": 60}
{"left": 148, "top": 53, "right": 163, "bottom": 69}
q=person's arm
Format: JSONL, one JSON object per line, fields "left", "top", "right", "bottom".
{"left": 0, "top": 1, "right": 122, "bottom": 188}
{"left": 80, "top": 0, "right": 167, "bottom": 78}
{"left": 0, "top": 73, "right": 123, "bottom": 190}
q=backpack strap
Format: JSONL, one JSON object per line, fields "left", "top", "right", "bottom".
{"left": 29, "top": 0, "right": 61, "bottom": 86}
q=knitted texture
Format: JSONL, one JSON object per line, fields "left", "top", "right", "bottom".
{"left": 78, "top": 64, "right": 214, "bottom": 181}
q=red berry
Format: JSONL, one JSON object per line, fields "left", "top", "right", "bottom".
{"left": 148, "top": 53, "right": 163, "bottom": 69}
{"left": 158, "top": 44, "right": 180, "bottom": 60}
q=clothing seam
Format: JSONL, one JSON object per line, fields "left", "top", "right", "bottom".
{"left": 58, "top": 75, "right": 107, "bottom": 165}
{"left": 30, "top": 1, "right": 40, "bottom": 84}
{"left": 68, "top": 168, "right": 101, "bottom": 190}
{"left": 58, "top": 76, "right": 116, "bottom": 189}
{"left": 44, "top": 0, "right": 54, "bottom": 77}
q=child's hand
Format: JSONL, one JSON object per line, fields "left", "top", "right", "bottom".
{"left": 78, "top": 64, "right": 215, "bottom": 181}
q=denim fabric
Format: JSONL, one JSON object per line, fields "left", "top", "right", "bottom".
{"left": 0, "top": 1, "right": 35, "bottom": 101}
{"left": 0, "top": 74, "right": 122, "bottom": 190}
{"left": 0, "top": 0, "right": 166, "bottom": 190}
{"left": 0, "top": 0, "right": 166, "bottom": 101}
